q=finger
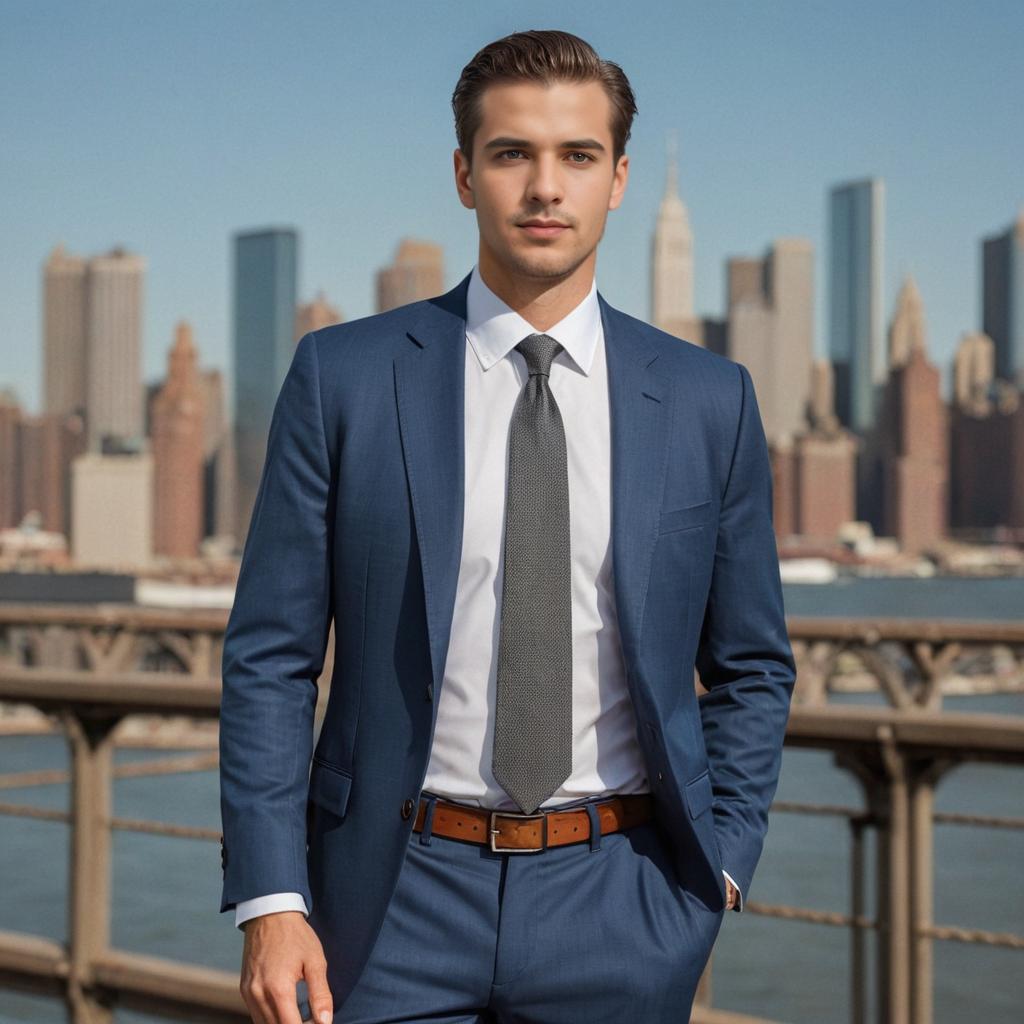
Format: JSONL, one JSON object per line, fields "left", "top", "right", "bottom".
{"left": 304, "top": 953, "right": 334, "bottom": 1024}
{"left": 240, "top": 937, "right": 270, "bottom": 1024}
{"left": 266, "top": 979, "right": 304, "bottom": 1024}
{"left": 242, "top": 983, "right": 271, "bottom": 1024}
{"left": 240, "top": 966, "right": 271, "bottom": 1024}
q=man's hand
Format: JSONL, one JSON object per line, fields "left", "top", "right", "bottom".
{"left": 240, "top": 911, "right": 333, "bottom": 1024}
{"left": 724, "top": 876, "right": 738, "bottom": 911}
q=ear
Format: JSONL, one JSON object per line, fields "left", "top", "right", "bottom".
{"left": 608, "top": 153, "right": 629, "bottom": 212}
{"left": 454, "top": 147, "right": 475, "bottom": 210}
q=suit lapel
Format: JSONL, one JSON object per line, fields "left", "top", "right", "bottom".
{"left": 599, "top": 295, "right": 671, "bottom": 670}
{"left": 394, "top": 273, "right": 671, "bottom": 701}
{"left": 394, "top": 273, "right": 471, "bottom": 698}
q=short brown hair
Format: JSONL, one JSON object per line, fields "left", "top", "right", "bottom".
{"left": 452, "top": 30, "right": 638, "bottom": 168}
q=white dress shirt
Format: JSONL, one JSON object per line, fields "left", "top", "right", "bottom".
{"left": 234, "top": 265, "right": 741, "bottom": 927}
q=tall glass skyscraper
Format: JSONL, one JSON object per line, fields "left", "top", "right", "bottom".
{"left": 982, "top": 211, "right": 1024, "bottom": 388}
{"left": 231, "top": 227, "right": 298, "bottom": 545}
{"left": 828, "top": 179, "right": 885, "bottom": 433}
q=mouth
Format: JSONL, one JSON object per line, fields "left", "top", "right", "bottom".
{"left": 518, "top": 221, "right": 569, "bottom": 239}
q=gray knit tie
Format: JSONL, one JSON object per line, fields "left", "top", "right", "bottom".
{"left": 491, "top": 332, "right": 573, "bottom": 814}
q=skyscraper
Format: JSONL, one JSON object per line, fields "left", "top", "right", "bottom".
{"left": 0, "top": 388, "right": 85, "bottom": 538}
{"left": 43, "top": 244, "right": 145, "bottom": 451}
{"left": 874, "top": 285, "right": 948, "bottom": 551}
{"left": 950, "top": 346, "right": 1023, "bottom": 533}
{"left": 651, "top": 134, "right": 695, "bottom": 340}
{"left": 982, "top": 209, "right": 1024, "bottom": 388}
{"left": 952, "top": 330, "right": 995, "bottom": 414}
{"left": 295, "top": 290, "right": 343, "bottom": 341}
{"left": 0, "top": 391, "right": 19, "bottom": 529}
{"left": 828, "top": 178, "right": 885, "bottom": 433}
{"left": 42, "top": 244, "right": 87, "bottom": 421}
{"left": 199, "top": 368, "right": 236, "bottom": 542}
{"left": 232, "top": 227, "right": 299, "bottom": 544}
{"left": 766, "top": 239, "right": 814, "bottom": 440}
{"left": 151, "top": 322, "right": 206, "bottom": 559}
{"left": 726, "top": 259, "right": 774, "bottom": 416}
{"left": 887, "top": 275, "right": 926, "bottom": 370}
{"left": 376, "top": 240, "right": 444, "bottom": 312}
{"left": 71, "top": 451, "right": 153, "bottom": 568}
{"left": 725, "top": 239, "right": 814, "bottom": 444}
{"left": 85, "top": 246, "right": 146, "bottom": 451}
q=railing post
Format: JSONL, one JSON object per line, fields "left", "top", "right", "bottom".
{"left": 909, "top": 764, "right": 933, "bottom": 1024}
{"left": 63, "top": 710, "right": 120, "bottom": 1024}
{"left": 849, "top": 814, "right": 867, "bottom": 1024}
{"left": 909, "top": 758, "right": 954, "bottom": 1024}
{"left": 878, "top": 724, "right": 911, "bottom": 1024}
{"left": 835, "top": 749, "right": 885, "bottom": 1024}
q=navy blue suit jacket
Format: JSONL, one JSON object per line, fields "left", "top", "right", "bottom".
{"left": 218, "top": 270, "right": 796, "bottom": 1002}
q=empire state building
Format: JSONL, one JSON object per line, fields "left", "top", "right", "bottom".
{"left": 651, "top": 135, "right": 699, "bottom": 343}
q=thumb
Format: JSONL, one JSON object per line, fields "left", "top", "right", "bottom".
{"left": 305, "top": 955, "right": 333, "bottom": 1024}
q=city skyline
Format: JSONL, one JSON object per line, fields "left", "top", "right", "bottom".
{"left": 2, "top": 1, "right": 1022, "bottom": 412}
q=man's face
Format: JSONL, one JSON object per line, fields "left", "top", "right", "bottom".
{"left": 454, "top": 79, "right": 629, "bottom": 284}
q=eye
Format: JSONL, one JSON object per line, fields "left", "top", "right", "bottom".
{"left": 498, "top": 149, "right": 525, "bottom": 160}
{"left": 567, "top": 152, "right": 593, "bottom": 163}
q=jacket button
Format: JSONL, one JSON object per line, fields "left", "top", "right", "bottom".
{"left": 657, "top": 771, "right": 664, "bottom": 782}
{"left": 401, "top": 798, "right": 415, "bottom": 819}
{"left": 426, "top": 682, "right": 434, "bottom": 702}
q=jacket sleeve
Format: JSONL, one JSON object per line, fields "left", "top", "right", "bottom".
{"left": 695, "top": 360, "right": 796, "bottom": 900}
{"left": 218, "top": 330, "right": 334, "bottom": 915}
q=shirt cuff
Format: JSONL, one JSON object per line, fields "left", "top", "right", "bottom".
{"left": 722, "top": 869, "right": 743, "bottom": 912}
{"left": 234, "top": 892, "right": 309, "bottom": 929}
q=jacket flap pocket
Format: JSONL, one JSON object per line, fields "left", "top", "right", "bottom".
{"left": 684, "top": 768, "right": 714, "bottom": 819}
{"left": 659, "top": 499, "right": 712, "bottom": 536}
{"left": 308, "top": 759, "right": 353, "bottom": 818}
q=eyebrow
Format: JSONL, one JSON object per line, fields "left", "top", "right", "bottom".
{"left": 482, "top": 136, "right": 607, "bottom": 153}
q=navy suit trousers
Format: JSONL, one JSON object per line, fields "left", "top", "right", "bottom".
{"left": 306, "top": 792, "right": 725, "bottom": 1023}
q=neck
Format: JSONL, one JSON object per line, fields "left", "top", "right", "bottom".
{"left": 477, "top": 248, "right": 595, "bottom": 332}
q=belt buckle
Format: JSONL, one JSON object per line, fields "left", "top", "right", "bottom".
{"left": 488, "top": 809, "right": 548, "bottom": 853}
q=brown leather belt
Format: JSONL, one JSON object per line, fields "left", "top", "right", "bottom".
{"left": 413, "top": 794, "right": 654, "bottom": 852}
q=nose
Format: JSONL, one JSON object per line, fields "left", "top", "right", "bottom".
{"left": 527, "top": 153, "right": 563, "bottom": 207}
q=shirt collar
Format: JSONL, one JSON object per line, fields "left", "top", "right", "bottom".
{"left": 465, "top": 263, "right": 600, "bottom": 376}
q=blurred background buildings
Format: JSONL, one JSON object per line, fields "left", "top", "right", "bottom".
{"left": 3, "top": 175, "right": 1022, "bottom": 577}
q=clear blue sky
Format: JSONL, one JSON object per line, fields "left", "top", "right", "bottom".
{"left": 2, "top": 0, "right": 1021, "bottom": 412}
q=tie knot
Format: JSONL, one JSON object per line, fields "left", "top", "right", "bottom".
{"left": 515, "top": 333, "right": 563, "bottom": 378}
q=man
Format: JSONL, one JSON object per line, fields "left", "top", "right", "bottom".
{"left": 219, "top": 28, "right": 796, "bottom": 1024}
